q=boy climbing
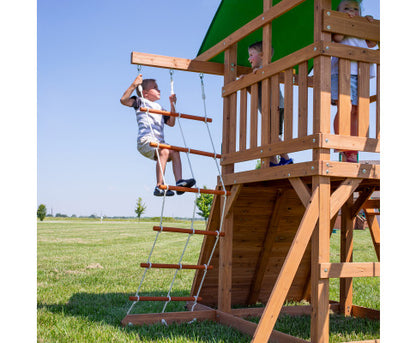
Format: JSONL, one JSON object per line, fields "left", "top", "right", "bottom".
{"left": 120, "top": 74, "right": 195, "bottom": 196}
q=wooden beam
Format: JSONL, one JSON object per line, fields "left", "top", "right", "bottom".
{"left": 216, "top": 310, "right": 310, "bottom": 343}
{"left": 350, "top": 187, "right": 376, "bottom": 218}
{"left": 247, "top": 190, "right": 288, "bottom": 305}
{"left": 222, "top": 43, "right": 320, "bottom": 97}
{"left": 224, "top": 184, "right": 242, "bottom": 218}
{"left": 364, "top": 209, "right": 380, "bottom": 261}
{"left": 320, "top": 262, "right": 380, "bottom": 278}
{"left": 121, "top": 310, "right": 216, "bottom": 326}
{"left": 195, "top": 0, "right": 308, "bottom": 62}
{"left": 221, "top": 134, "right": 320, "bottom": 165}
{"left": 322, "top": 42, "right": 380, "bottom": 64}
{"left": 131, "top": 51, "right": 225, "bottom": 75}
{"left": 252, "top": 187, "right": 320, "bottom": 342}
{"left": 322, "top": 10, "right": 380, "bottom": 42}
{"left": 290, "top": 178, "right": 312, "bottom": 208}
{"left": 223, "top": 161, "right": 319, "bottom": 186}
{"left": 320, "top": 161, "right": 380, "bottom": 179}
{"left": 330, "top": 178, "right": 362, "bottom": 219}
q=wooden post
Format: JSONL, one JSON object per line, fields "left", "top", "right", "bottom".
{"left": 310, "top": 176, "right": 331, "bottom": 343}
{"left": 311, "top": 1, "right": 332, "bottom": 342}
{"left": 340, "top": 195, "right": 354, "bottom": 316}
{"left": 261, "top": 0, "right": 273, "bottom": 168}
{"left": 218, "top": 45, "right": 237, "bottom": 312}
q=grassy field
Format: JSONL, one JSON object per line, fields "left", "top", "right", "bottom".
{"left": 37, "top": 218, "right": 379, "bottom": 342}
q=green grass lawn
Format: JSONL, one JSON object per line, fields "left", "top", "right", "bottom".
{"left": 37, "top": 218, "right": 379, "bottom": 342}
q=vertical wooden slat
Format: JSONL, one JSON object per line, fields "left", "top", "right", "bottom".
{"left": 239, "top": 88, "right": 247, "bottom": 151}
{"left": 270, "top": 74, "right": 280, "bottom": 143}
{"left": 298, "top": 61, "right": 308, "bottom": 137}
{"left": 358, "top": 62, "right": 370, "bottom": 137}
{"left": 338, "top": 59, "right": 351, "bottom": 136}
{"left": 250, "top": 83, "right": 259, "bottom": 148}
{"left": 340, "top": 195, "right": 354, "bottom": 316}
{"left": 376, "top": 64, "right": 380, "bottom": 139}
{"left": 230, "top": 92, "right": 237, "bottom": 153}
{"left": 284, "top": 69, "right": 293, "bottom": 140}
{"left": 261, "top": 78, "right": 271, "bottom": 168}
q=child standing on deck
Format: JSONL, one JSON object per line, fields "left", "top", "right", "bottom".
{"left": 247, "top": 41, "right": 293, "bottom": 166}
{"left": 120, "top": 74, "right": 195, "bottom": 196}
{"left": 331, "top": 0, "right": 378, "bottom": 162}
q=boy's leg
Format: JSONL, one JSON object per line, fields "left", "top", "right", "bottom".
{"left": 156, "top": 148, "right": 170, "bottom": 186}
{"left": 169, "top": 150, "right": 182, "bottom": 182}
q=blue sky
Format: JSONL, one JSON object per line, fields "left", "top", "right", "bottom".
{"left": 35, "top": 0, "right": 381, "bottom": 218}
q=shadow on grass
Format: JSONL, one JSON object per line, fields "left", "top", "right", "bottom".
{"left": 37, "top": 291, "right": 252, "bottom": 342}
{"left": 38, "top": 293, "right": 379, "bottom": 342}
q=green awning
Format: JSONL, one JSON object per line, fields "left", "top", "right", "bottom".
{"left": 197, "top": 0, "right": 343, "bottom": 68}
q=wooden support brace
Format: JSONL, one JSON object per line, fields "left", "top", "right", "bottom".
{"left": 289, "top": 177, "right": 312, "bottom": 208}
{"left": 330, "top": 178, "right": 362, "bottom": 219}
{"left": 224, "top": 184, "right": 242, "bottom": 218}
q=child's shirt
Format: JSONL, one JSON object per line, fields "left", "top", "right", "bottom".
{"left": 131, "top": 96, "right": 169, "bottom": 143}
{"left": 331, "top": 36, "right": 378, "bottom": 77}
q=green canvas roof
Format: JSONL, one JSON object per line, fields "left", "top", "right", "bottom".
{"left": 197, "top": 0, "right": 343, "bottom": 68}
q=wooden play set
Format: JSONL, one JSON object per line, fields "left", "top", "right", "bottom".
{"left": 121, "top": 0, "right": 380, "bottom": 342}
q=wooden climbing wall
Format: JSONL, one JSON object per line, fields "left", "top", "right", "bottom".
{"left": 191, "top": 179, "right": 312, "bottom": 308}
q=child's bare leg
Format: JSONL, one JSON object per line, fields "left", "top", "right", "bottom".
{"left": 156, "top": 148, "right": 169, "bottom": 186}
{"left": 169, "top": 150, "right": 182, "bottom": 182}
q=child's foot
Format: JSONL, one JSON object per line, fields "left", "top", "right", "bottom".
{"left": 154, "top": 186, "right": 174, "bottom": 197}
{"left": 175, "top": 178, "right": 196, "bottom": 195}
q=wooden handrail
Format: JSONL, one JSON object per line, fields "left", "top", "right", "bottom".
{"left": 153, "top": 226, "right": 225, "bottom": 237}
{"left": 159, "top": 184, "right": 231, "bottom": 196}
{"left": 129, "top": 296, "right": 202, "bottom": 302}
{"left": 140, "top": 263, "right": 213, "bottom": 270}
{"left": 323, "top": 10, "right": 380, "bottom": 42}
{"left": 139, "top": 107, "right": 212, "bottom": 123}
{"left": 149, "top": 142, "right": 221, "bottom": 159}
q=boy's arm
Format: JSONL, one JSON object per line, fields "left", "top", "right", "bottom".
{"left": 165, "top": 94, "right": 177, "bottom": 127}
{"left": 120, "top": 74, "right": 143, "bottom": 107}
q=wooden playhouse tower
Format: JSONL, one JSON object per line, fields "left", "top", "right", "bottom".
{"left": 122, "top": 0, "right": 380, "bottom": 342}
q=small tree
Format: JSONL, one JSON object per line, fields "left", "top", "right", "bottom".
{"left": 135, "top": 197, "right": 146, "bottom": 222}
{"left": 196, "top": 186, "right": 213, "bottom": 224}
{"left": 37, "top": 204, "right": 47, "bottom": 221}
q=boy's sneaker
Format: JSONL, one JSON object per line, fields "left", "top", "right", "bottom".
{"left": 277, "top": 157, "right": 293, "bottom": 166}
{"left": 175, "top": 178, "right": 196, "bottom": 195}
{"left": 154, "top": 186, "right": 174, "bottom": 197}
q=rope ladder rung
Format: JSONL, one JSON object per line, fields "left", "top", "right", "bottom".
{"left": 149, "top": 142, "right": 221, "bottom": 159}
{"left": 153, "top": 226, "right": 225, "bottom": 237}
{"left": 159, "top": 184, "right": 231, "bottom": 196}
{"left": 139, "top": 107, "right": 212, "bottom": 123}
{"left": 140, "top": 263, "right": 213, "bottom": 270}
{"left": 129, "top": 296, "right": 202, "bottom": 302}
